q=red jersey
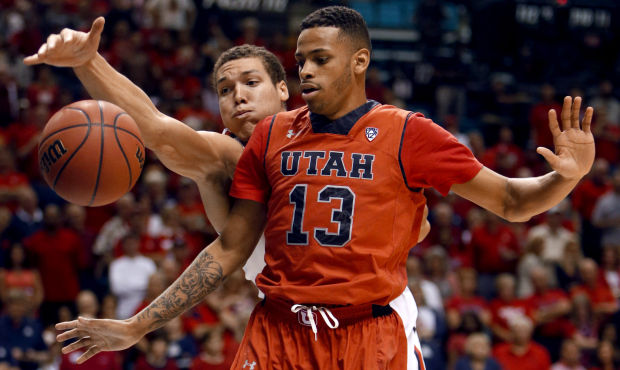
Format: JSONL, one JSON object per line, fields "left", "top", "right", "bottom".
{"left": 230, "top": 102, "right": 482, "bottom": 305}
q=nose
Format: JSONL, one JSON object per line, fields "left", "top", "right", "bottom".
{"left": 233, "top": 84, "right": 248, "bottom": 105}
{"left": 299, "top": 63, "right": 314, "bottom": 80}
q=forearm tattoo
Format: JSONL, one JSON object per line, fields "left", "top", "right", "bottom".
{"left": 136, "top": 250, "right": 223, "bottom": 331}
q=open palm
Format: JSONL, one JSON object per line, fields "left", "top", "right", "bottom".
{"left": 536, "top": 96, "right": 595, "bottom": 180}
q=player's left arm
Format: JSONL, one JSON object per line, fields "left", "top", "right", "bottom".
{"left": 451, "top": 97, "right": 594, "bottom": 222}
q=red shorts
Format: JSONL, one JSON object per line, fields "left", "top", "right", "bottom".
{"left": 231, "top": 299, "right": 408, "bottom": 369}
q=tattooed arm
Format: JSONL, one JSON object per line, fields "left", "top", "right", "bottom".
{"left": 55, "top": 199, "right": 266, "bottom": 364}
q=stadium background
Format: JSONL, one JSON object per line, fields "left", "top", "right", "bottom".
{"left": 0, "top": 0, "right": 619, "bottom": 369}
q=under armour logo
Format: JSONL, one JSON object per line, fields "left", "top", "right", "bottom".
{"left": 298, "top": 310, "right": 318, "bottom": 327}
{"left": 365, "top": 127, "right": 378, "bottom": 141}
{"left": 287, "top": 129, "right": 296, "bottom": 138}
{"left": 243, "top": 360, "right": 257, "bottom": 369}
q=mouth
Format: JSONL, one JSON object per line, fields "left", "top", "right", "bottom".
{"left": 300, "top": 83, "right": 320, "bottom": 98}
{"left": 233, "top": 109, "right": 252, "bottom": 118}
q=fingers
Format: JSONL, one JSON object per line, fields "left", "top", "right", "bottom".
{"left": 582, "top": 106, "right": 593, "bottom": 134}
{"left": 536, "top": 147, "right": 559, "bottom": 168}
{"left": 60, "top": 28, "right": 74, "bottom": 43}
{"left": 547, "top": 109, "right": 562, "bottom": 137}
{"left": 61, "top": 337, "right": 93, "bottom": 354}
{"left": 571, "top": 96, "right": 582, "bottom": 129}
{"left": 56, "top": 319, "right": 78, "bottom": 331}
{"left": 560, "top": 96, "right": 572, "bottom": 131}
{"left": 56, "top": 328, "right": 82, "bottom": 342}
{"left": 23, "top": 54, "right": 41, "bottom": 65}
{"left": 77, "top": 345, "right": 102, "bottom": 364}
{"left": 88, "top": 17, "right": 105, "bottom": 41}
{"left": 47, "top": 34, "right": 62, "bottom": 52}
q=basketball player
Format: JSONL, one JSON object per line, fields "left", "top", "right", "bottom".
{"left": 25, "top": 11, "right": 432, "bottom": 368}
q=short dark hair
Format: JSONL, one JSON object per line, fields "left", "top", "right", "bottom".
{"left": 212, "top": 45, "right": 286, "bottom": 90}
{"left": 300, "top": 6, "right": 371, "bottom": 52}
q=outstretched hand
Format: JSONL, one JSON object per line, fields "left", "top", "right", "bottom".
{"left": 536, "top": 96, "right": 595, "bottom": 181}
{"left": 56, "top": 316, "right": 143, "bottom": 364}
{"left": 23, "top": 17, "right": 105, "bottom": 67}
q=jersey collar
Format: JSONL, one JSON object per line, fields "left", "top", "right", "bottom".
{"left": 309, "top": 100, "right": 380, "bottom": 135}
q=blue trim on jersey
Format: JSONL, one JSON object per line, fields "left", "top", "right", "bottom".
{"left": 263, "top": 115, "right": 277, "bottom": 169}
{"left": 309, "top": 100, "right": 380, "bottom": 135}
{"left": 399, "top": 112, "right": 423, "bottom": 192}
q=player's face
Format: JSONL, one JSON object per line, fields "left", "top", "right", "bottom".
{"left": 295, "top": 27, "right": 358, "bottom": 119}
{"left": 216, "top": 57, "right": 288, "bottom": 141}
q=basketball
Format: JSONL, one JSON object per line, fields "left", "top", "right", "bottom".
{"left": 38, "top": 100, "right": 145, "bottom": 207}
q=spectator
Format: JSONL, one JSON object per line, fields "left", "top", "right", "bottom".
{"left": 424, "top": 246, "right": 458, "bottom": 299}
{"left": 592, "top": 170, "right": 620, "bottom": 249}
{"left": 455, "top": 333, "right": 502, "bottom": 370}
{"left": 109, "top": 233, "right": 157, "bottom": 319}
{"left": 146, "top": 0, "right": 196, "bottom": 32}
{"left": 516, "top": 236, "right": 545, "bottom": 298}
{"left": 0, "top": 147, "right": 28, "bottom": 208}
{"left": 570, "top": 294, "right": 599, "bottom": 357}
{"left": 555, "top": 239, "right": 584, "bottom": 291}
{"left": 164, "top": 317, "right": 197, "bottom": 370}
{"left": 527, "top": 205, "right": 576, "bottom": 264}
{"left": 489, "top": 273, "right": 532, "bottom": 342}
{"left": 600, "top": 246, "right": 620, "bottom": 301}
{"left": 590, "top": 81, "right": 620, "bottom": 164}
{"left": 469, "top": 211, "right": 521, "bottom": 299}
{"left": 445, "top": 267, "right": 491, "bottom": 331}
{"left": 10, "top": 186, "right": 42, "bottom": 240}
{"left": 233, "top": 17, "right": 265, "bottom": 47}
{"left": 0, "top": 291, "right": 49, "bottom": 370}
{"left": 572, "top": 158, "right": 611, "bottom": 259}
{"left": 23, "top": 204, "right": 84, "bottom": 326}
{"left": 481, "top": 126, "right": 526, "bottom": 177}
{"left": 527, "top": 266, "right": 574, "bottom": 360}
{"left": 410, "top": 279, "right": 446, "bottom": 370}
{"left": 493, "top": 316, "right": 551, "bottom": 370}
{"left": 406, "top": 255, "right": 444, "bottom": 314}
{"left": 589, "top": 341, "right": 617, "bottom": 370}
{"left": 551, "top": 339, "right": 585, "bottom": 370}
{"left": 190, "top": 328, "right": 233, "bottom": 370}
{"left": 92, "top": 193, "right": 135, "bottom": 257}
{"left": 420, "top": 202, "right": 468, "bottom": 266}
{"left": 0, "top": 243, "right": 43, "bottom": 312}
{"left": 135, "top": 333, "right": 178, "bottom": 370}
{"left": 570, "top": 259, "right": 618, "bottom": 317}
{"left": 0, "top": 206, "right": 17, "bottom": 253}
{"left": 529, "top": 83, "right": 562, "bottom": 149}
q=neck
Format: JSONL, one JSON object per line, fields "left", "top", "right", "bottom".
{"left": 324, "top": 86, "right": 367, "bottom": 121}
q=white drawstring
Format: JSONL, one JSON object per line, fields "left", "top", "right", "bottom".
{"left": 291, "top": 304, "right": 340, "bottom": 341}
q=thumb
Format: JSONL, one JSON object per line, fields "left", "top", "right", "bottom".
{"left": 536, "top": 147, "right": 558, "bottom": 168}
{"left": 88, "top": 17, "right": 105, "bottom": 41}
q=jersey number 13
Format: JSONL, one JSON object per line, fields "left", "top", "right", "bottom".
{"left": 286, "top": 184, "right": 355, "bottom": 247}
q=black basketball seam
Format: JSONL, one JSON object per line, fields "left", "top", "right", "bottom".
{"left": 40, "top": 124, "right": 144, "bottom": 147}
{"left": 52, "top": 108, "right": 92, "bottom": 191}
{"left": 113, "top": 112, "right": 133, "bottom": 192}
{"left": 88, "top": 101, "right": 105, "bottom": 206}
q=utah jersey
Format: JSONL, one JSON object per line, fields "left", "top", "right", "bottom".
{"left": 230, "top": 100, "right": 482, "bottom": 306}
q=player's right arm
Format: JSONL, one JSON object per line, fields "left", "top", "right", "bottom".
{"left": 23, "top": 17, "right": 240, "bottom": 231}
{"left": 55, "top": 197, "right": 267, "bottom": 364}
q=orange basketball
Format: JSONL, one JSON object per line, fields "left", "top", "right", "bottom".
{"left": 38, "top": 100, "right": 145, "bottom": 207}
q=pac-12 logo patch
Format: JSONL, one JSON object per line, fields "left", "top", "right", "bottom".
{"left": 365, "top": 127, "right": 378, "bottom": 142}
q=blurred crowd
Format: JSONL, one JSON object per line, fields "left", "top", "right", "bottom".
{"left": 0, "top": 0, "right": 619, "bottom": 369}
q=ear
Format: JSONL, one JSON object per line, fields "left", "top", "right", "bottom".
{"left": 352, "top": 48, "right": 370, "bottom": 75}
{"left": 277, "top": 80, "right": 289, "bottom": 103}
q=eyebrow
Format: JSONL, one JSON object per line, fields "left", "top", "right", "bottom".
{"left": 216, "top": 69, "right": 261, "bottom": 86}
{"left": 295, "top": 48, "right": 329, "bottom": 58}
